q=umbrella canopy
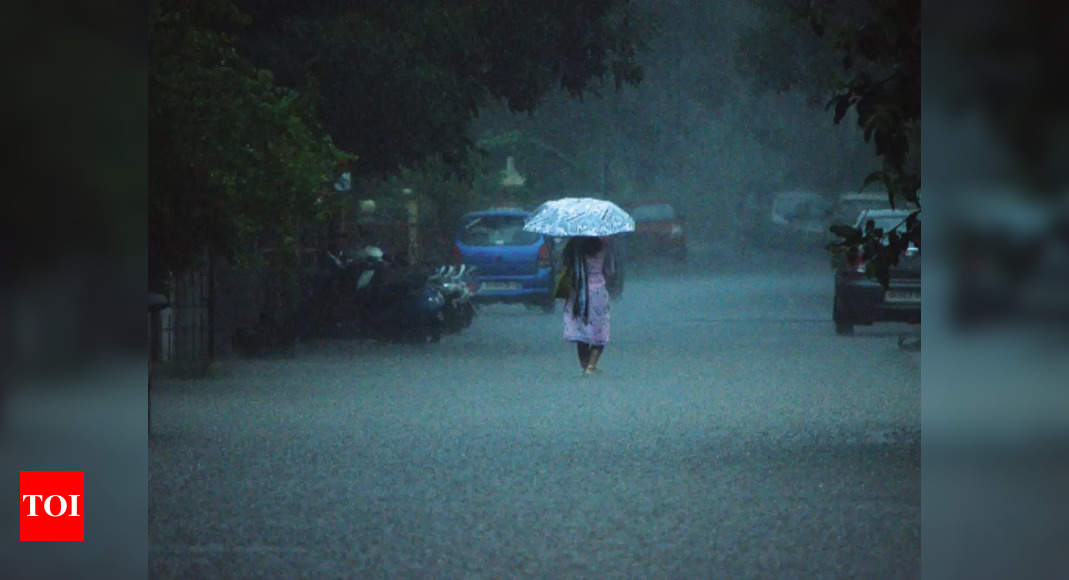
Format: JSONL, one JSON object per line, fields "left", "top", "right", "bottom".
{"left": 523, "top": 197, "right": 635, "bottom": 237}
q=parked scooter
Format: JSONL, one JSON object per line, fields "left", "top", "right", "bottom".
{"left": 350, "top": 246, "right": 446, "bottom": 343}
{"left": 427, "top": 264, "right": 477, "bottom": 334}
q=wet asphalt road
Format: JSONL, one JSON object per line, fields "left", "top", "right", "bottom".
{"left": 149, "top": 249, "right": 920, "bottom": 577}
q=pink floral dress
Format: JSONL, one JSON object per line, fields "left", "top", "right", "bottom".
{"left": 563, "top": 245, "right": 612, "bottom": 345}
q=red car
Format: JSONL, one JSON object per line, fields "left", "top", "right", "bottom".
{"left": 623, "top": 201, "right": 687, "bottom": 262}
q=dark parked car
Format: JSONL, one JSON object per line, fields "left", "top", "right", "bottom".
{"left": 454, "top": 210, "right": 556, "bottom": 312}
{"left": 623, "top": 201, "right": 687, "bottom": 262}
{"left": 833, "top": 208, "right": 921, "bottom": 334}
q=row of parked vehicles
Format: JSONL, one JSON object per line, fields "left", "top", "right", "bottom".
{"left": 300, "top": 188, "right": 918, "bottom": 340}
{"left": 451, "top": 200, "right": 682, "bottom": 312}
{"left": 301, "top": 246, "right": 477, "bottom": 343}
{"left": 444, "top": 190, "right": 921, "bottom": 338}
{"left": 754, "top": 189, "right": 922, "bottom": 335}
{"left": 300, "top": 201, "right": 590, "bottom": 341}
{"left": 302, "top": 199, "right": 642, "bottom": 341}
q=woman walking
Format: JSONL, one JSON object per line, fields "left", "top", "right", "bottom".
{"left": 560, "top": 236, "right": 617, "bottom": 375}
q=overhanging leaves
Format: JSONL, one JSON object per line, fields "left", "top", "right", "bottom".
{"left": 150, "top": 0, "right": 352, "bottom": 282}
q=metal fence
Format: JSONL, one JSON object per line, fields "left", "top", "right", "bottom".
{"left": 156, "top": 256, "right": 213, "bottom": 376}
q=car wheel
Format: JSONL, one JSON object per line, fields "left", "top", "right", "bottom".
{"left": 833, "top": 294, "right": 854, "bottom": 335}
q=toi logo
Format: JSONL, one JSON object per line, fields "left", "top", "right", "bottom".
{"left": 20, "top": 471, "right": 84, "bottom": 541}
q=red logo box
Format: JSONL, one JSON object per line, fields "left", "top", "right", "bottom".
{"left": 20, "top": 471, "right": 84, "bottom": 541}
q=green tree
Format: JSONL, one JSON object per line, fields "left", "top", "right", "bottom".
{"left": 149, "top": 0, "right": 351, "bottom": 285}
{"left": 231, "top": 0, "right": 655, "bottom": 178}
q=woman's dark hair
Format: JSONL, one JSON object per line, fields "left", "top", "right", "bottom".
{"left": 579, "top": 236, "right": 603, "bottom": 256}
{"left": 564, "top": 236, "right": 603, "bottom": 259}
{"left": 562, "top": 236, "right": 605, "bottom": 322}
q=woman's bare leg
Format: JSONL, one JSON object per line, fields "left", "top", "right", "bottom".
{"left": 576, "top": 342, "right": 590, "bottom": 369}
{"left": 585, "top": 345, "right": 604, "bottom": 373}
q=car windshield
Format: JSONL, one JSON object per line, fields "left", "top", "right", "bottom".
{"left": 631, "top": 204, "right": 675, "bottom": 221}
{"left": 459, "top": 214, "right": 541, "bottom": 246}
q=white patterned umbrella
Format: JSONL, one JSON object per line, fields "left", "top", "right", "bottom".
{"left": 522, "top": 197, "right": 635, "bottom": 237}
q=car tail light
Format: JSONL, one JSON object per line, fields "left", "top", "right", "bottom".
{"left": 537, "top": 243, "right": 551, "bottom": 269}
{"left": 452, "top": 244, "right": 463, "bottom": 266}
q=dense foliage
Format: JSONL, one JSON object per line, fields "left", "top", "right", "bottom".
{"left": 231, "top": 0, "right": 654, "bottom": 178}
{"left": 149, "top": 0, "right": 350, "bottom": 284}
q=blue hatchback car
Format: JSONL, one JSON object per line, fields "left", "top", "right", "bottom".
{"left": 454, "top": 210, "right": 556, "bottom": 312}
